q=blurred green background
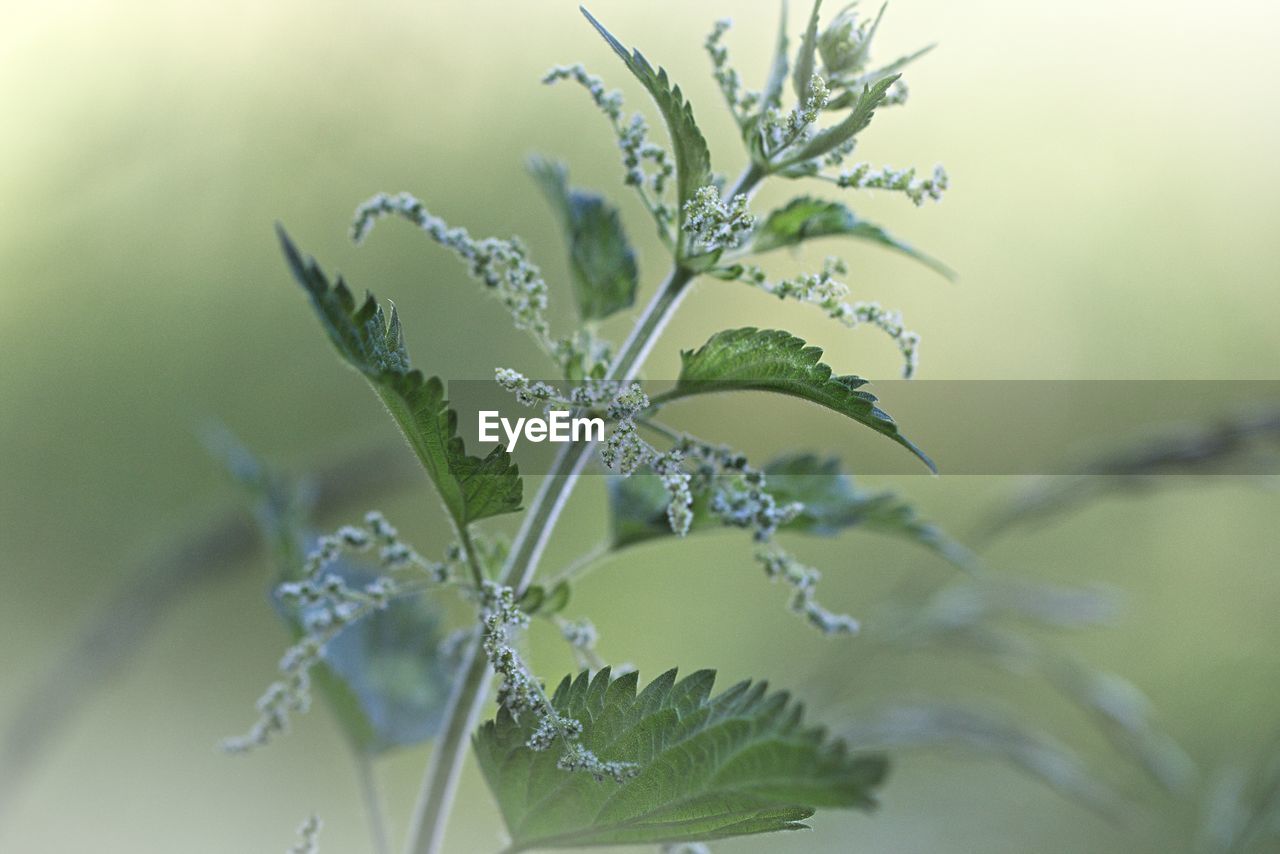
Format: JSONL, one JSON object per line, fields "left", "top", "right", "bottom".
{"left": 2, "top": 0, "right": 1278, "bottom": 851}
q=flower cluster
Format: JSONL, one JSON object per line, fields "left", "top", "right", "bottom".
{"left": 556, "top": 742, "right": 640, "bottom": 784}
{"left": 297, "top": 511, "right": 451, "bottom": 584}
{"left": 672, "top": 436, "right": 800, "bottom": 542}
{"left": 223, "top": 514, "right": 447, "bottom": 753}
{"left": 493, "top": 374, "right": 697, "bottom": 536}
{"left": 710, "top": 469, "right": 803, "bottom": 543}
{"left": 225, "top": 572, "right": 406, "bottom": 754}
{"left": 704, "top": 19, "right": 760, "bottom": 123}
{"left": 617, "top": 114, "right": 675, "bottom": 200}
{"left": 662, "top": 845, "right": 711, "bottom": 854}
{"left": 759, "top": 75, "right": 831, "bottom": 161}
{"left": 638, "top": 433, "right": 855, "bottom": 634}
{"left": 494, "top": 368, "right": 620, "bottom": 411}
{"left": 837, "top": 163, "right": 950, "bottom": 206}
{"left": 287, "top": 815, "right": 322, "bottom": 854}
{"left": 479, "top": 582, "right": 538, "bottom": 715}
{"left": 556, "top": 617, "right": 604, "bottom": 671}
{"left": 351, "top": 192, "right": 591, "bottom": 372}
{"left": 740, "top": 258, "right": 921, "bottom": 378}
{"left": 479, "top": 582, "right": 638, "bottom": 782}
{"left": 600, "top": 383, "right": 653, "bottom": 475}
{"left": 682, "top": 186, "right": 756, "bottom": 254}
{"left": 544, "top": 64, "right": 675, "bottom": 230}
{"left": 757, "top": 548, "right": 860, "bottom": 636}
{"left": 541, "top": 64, "right": 624, "bottom": 121}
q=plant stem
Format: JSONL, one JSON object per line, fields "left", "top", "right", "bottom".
{"left": 403, "top": 163, "right": 765, "bottom": 854}
{"left": 354, "top": 751, "right": 392, "bottom": 854}
{"left": 545, "top": 541, "right": 611, "bottom": 588}
{"left": 456, "top": 526, "right": 489, "bottom": 588}
{"left": 402, "top": 634, "right": 489, "bottom": 854}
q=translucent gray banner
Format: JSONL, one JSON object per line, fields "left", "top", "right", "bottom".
{"left": 446, "top": 380, "right": 1280, "bottom": 475}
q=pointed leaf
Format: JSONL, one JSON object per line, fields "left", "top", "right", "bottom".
{"left": 792, "top": 0, "right": 824, "bottom": 100}
{"left": 752, "top": 196, "right": 954, "bottom": 279}
{"left": 655, "top": 328, "right": 935, "bottom": 472}
{"left": 761, "top": 0, "right": 791, "bottom": 110}
{"left": 580, "top": 8, "right": 713, "bottom": 232}
{"left": 474, "top": 668, "right": 887, "bottom": 850}
{"left": 782, "top": 74, "right": 900, "bottom": 167}
{"left": 278, "top": 226, "right": 522, "bottom": 527}
{"left": 842, "top": 704, "right": 1124, "bottom": 818}
{"left": 530, "top": 157, "right": 639, "bottom": 321}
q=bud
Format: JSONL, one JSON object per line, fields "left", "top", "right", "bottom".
{"left": 818, "top": 4, "right": 877, "bottom": 77}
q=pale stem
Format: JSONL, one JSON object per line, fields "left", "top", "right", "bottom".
{"left": 354, "top": 751, "right": 392, "bottom": 854}
{"left": 403, "top": 162, "right": 765, "bottom": 854}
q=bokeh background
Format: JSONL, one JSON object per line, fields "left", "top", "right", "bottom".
{"left": 2, "top": 0, "right": 1278, "bottom": 851}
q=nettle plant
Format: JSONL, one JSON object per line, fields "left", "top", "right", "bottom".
{"left": 232, "top": 4, "right": 963, "bottom": 852}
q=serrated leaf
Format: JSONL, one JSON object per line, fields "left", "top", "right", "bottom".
{"left": 277, "top": 226, "right": 522, "bottom": 527}
{"left": 761, "top": 0, "right": 791, "bottom": 111}
{"left": 781, "top": 74, "right": 900, "bottom": 167}
{"left": 529, "top": 157, "right": 638, "bottom": 321}
{"left": 608, "top": 453, "right": 970, "bottom": 566}
{"left": 752, "top": 196, "right": 955, "bottom": 280}
{"left": 792, "top": 0, "right": 824, "bottom": 100}
{"left": 474, "top": 667, "right": 887, "bottom": 850}
{"left": 655, "top": 328, "right": 935, "bottom": 472}
{"left": 580, "top": 8, "right": 713, "bottom": 237}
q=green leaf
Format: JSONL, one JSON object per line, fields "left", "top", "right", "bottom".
{"left": 782, "top": 74, "right": 900, "bottom": 167}
{"left": 760, "top": 453, "right": 969, "bottom": 562}
{"left": 608, "top": 453, "right": 970, "bottom": 566}
{"left": 208, "top": 429, "right": 452, "bottom": 754}
{"left": 842, "top": 704, "right": 1124, "bottom": 818}
{"left": 827, "top": 44, "right": 938, "bottom": 110}
{"left": 517, "top": 580, "right": 572, "bottom": 617}
{"left": 761, "top": 0, "right": 791, "bottom": 110}
{"left": 792, "top": 0, "right": 824, "bottom": 100}
{"left": 288, "top": 558, "right": 453, "bottom": 753}
{"left": 543, "top": 579, "right": 573, "bottom": 615}
{"left": 277, "top": 226, "right": 522, "bottom": 527}
{"left": 752, "top": 196, "right": 955, "bottom": 280}
{"left": 529, "top": 157, "right": 639, "bottom": 321}
{"left": 473, "top": 667, "right": 887, "bottom": 850}
{"left": 656, "top": 328, "right": 935, "bottom": 472}
{"left": 579, "top": 8, "right": 713, "bottom": 234}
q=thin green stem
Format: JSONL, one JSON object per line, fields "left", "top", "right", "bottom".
{"left": 636, "top": 417, "right": 683, "bottom": 444}
{"left": 354, "top": 751, "right": 392, "bottom": 854}
{"left": 456, "top": 526, "right": 489, "bottom": 588}
{"left": 402, "top": 632, "right": 488, "bottom": 854}
{"left": 544, "top": 541, "right": 611, "bottom": 588}
{"left": 403, "top": 163, "right": 766, "bottom": 854}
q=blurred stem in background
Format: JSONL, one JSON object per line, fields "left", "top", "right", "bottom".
{"left": 4, "top": 410, "right": 1279, "bottom": 851}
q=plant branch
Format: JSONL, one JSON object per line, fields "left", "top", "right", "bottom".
{"left": 545, "top": 541, "right": 612, "bottom": 588}
{"left": 402, "top": 163, "right": 766, "bottom": 854}
{"left": 354, "top": 751, "right": 392, "bottom": 854}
